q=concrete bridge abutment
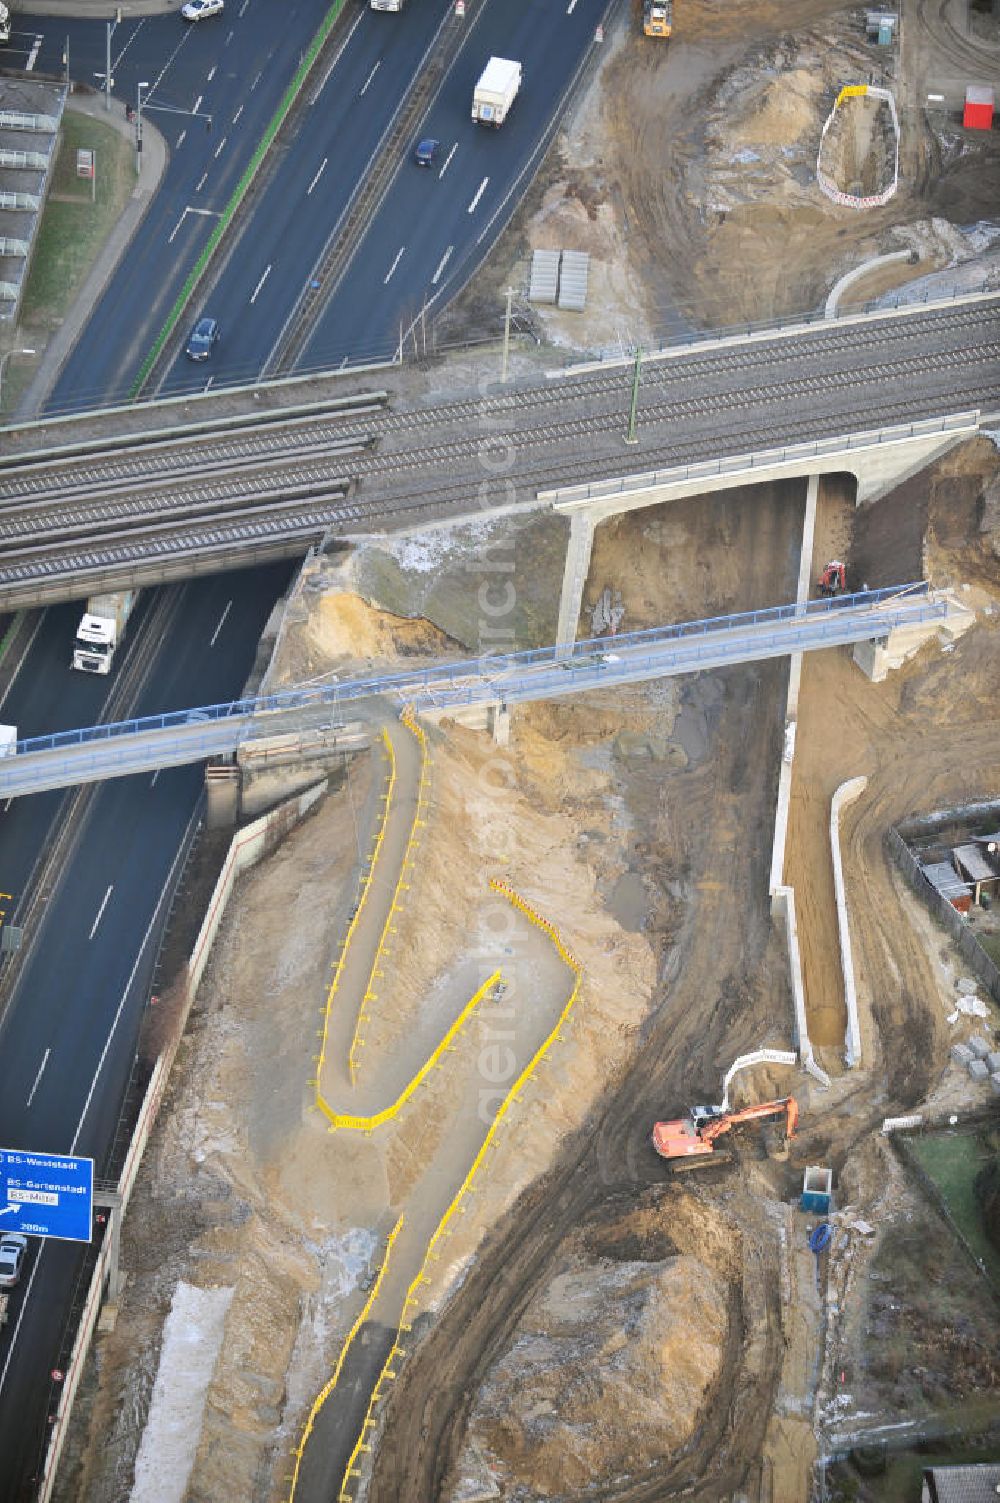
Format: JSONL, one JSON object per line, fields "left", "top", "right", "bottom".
{"left": 544, "top": 412, "right": 979, "bottom": 649}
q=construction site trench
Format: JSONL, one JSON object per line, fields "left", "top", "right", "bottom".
{"left": 50, "top": 0, "right": 1000, "bottom": 1494}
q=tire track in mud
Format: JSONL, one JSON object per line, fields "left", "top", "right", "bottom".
{"left": 366, "top": 658, "right": 795, "bottom": 1503}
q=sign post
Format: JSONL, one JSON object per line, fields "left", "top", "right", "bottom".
{"left": 0, "top": 1148, "right": 94, "bottom": 1242}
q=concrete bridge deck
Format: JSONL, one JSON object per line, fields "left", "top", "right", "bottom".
{"left": 0, "top": 585, "right": 960, "bottom": 796}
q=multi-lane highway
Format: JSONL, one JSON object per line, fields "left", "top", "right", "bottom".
{"left": 24, "top": 0, "right": 334, "bottom": 411}
{"left": 0, "top": 566, "right": 289, "bottom": 1499}
{"left": 21, "top": 0, "right": 609, "bottom": 411}
{"left": 0, "top": 296, "right": 997, "bottom": 605}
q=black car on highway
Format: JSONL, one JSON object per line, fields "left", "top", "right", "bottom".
{"left": 185, "top": 316, "right": 220, "bottom": 361}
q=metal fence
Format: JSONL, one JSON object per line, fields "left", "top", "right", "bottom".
{"left": 7, "top": 584, "right": 935, "bottom": 759}
{"left": 885, "top": 826, "right": 1000, "bottom": 1002}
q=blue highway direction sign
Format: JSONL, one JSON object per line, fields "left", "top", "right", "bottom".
{"left": 0, "top": 1148, "right": 94, "bottom": 1242}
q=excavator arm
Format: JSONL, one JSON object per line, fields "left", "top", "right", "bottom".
{"left": 701, "top": 1095, "right": 798, "bottom": 1144}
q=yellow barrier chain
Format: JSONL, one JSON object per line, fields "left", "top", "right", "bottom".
{"left": 335, "top": 883, "right": 583, "bottom": 1502}
{"left": 835, "top": 83, "right": 868, "bottom": 107}
{"left": 319, "top": 969, "right": 502, "bottom": 1131}
{"left": 347, "top": 707, "right": 431, "bottom": 1085}
{"left": 285, "top": 1214, "right": 404, "bottom": 1503}
{"left": 314, "top": 731, "right": 395, "bottom": 1111}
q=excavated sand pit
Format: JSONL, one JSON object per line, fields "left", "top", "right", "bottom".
{"left": 819, "top": 92, "right": 897, "bottom": 202}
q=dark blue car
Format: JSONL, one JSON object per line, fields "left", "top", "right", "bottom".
{"left": 185, "top": 316, "right": 220, "bottom": 361}
{"left": 414, "top": 138, "right": 439, "bottom": 167}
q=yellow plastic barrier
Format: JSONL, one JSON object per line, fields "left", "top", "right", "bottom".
{"left": 835, "top": 83, "right": 868, "bottom": 107}
{"left": 285, "top": 1214, "right": 404, "bottom": 1503}
{"left": 314, "top": 731, "right": 395, "bottom": 1113}
{"left": 319, "top": 969, "right": 502, "bottom": 1131}
{"left": 336, "top": 884, "right": 583, "bottom": 1502}
{"left": 347, "top": 708, "right": 431, "bottom": 1084}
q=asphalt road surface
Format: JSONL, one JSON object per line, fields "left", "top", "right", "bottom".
{"left": 0, "top": 564, "right": 289, "bottom": 1503}
{"left": 156, "top": 0, "right": 456, "bottom": 396}
{"left": 300, "top": 0, "right": 609, "bottom": 370}
{"left": 34, "top": 0, "right": 333, "bottom": 413}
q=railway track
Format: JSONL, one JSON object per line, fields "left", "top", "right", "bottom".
{"left": 0, "top": 299, "right": 996, "bottom": 599}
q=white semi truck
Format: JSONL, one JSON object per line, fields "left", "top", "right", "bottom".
{"left": 472, "top": 57, "right": 522, "bottom": 127}
{"left": 0, "top": 5, "right": 10, "bottom": 44}
{"left": 72, "top": 591, "right": 138, "bottom": 674}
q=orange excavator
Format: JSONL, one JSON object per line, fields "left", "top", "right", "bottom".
{"left": 652, "top": 1096, "right": 799, "bottom": 1169}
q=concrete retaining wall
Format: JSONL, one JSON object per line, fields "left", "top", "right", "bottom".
{"left": 768, "top": 476, "right": 829, "bottom": 1088}
{"left": 831, "top": 776, "right": 868, "bottom": 1067}
{"left": 38, "top": 780, "right": 328, "bottom": 1502}
{"left": 188, "top": 779, "right": 326, "bottom": 1000}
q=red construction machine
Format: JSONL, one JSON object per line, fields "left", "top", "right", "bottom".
{"left": 817, "top": 560, "right": 847, "bottom": 597}
{"left": 652, "top": 1096, "right": 799, "bottom": 1170}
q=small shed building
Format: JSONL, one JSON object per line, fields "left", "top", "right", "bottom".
{"left": 922, "top": 860, "right": 972, "bottom": 913}
{"left": 922, "top": 1462, "right": 1000, "bottom": 1502}
{"left": 952, "top": 843, "right": 1000, "bottom": 905}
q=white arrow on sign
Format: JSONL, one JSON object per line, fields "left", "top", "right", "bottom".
{"left": 0, "top": 1204, "right": 18, "bottom": 1217}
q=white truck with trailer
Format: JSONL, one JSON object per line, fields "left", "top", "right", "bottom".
{"left": 72, "top": 591, "right": 138, "bottom": 675}
{"left": 472, "top": 57, "right": 522, "bottom": 127}
{"left": 370, "top": 0, "right": 406, "bottom": 10}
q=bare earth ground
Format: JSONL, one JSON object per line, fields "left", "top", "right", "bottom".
{"left": 442, "top": 0, "right": 1000, "bottom": 353}
{"left": 55, "top": 0, "right": 1000, "bottom": 1496}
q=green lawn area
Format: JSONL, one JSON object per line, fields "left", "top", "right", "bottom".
{"left": 20, "top": 107, "right": 135, "bottom": 333}
{"left": 0, "top": 108, "right": 134, "bottom": 416}
{"left": 908, "top": 1128, "right": 1000, "bottom": 1287}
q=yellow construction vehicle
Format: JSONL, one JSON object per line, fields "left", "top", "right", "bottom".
{"left": 643, "top": 0, "right": 672, "bottom": 37}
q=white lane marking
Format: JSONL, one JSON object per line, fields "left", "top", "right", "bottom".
{"left": 439, "top": 142, "right": 457, "bottom": 179}
{"left": 0, "top": 826, "right": 192, "bottom": 1402}
{"left": 196, "top": 170, "right": 208, "bottom": 192}
{"left": 70, "top": 819, "right": 192, "bottom": 1156}
{"left": 204, "top": 376, "right": 215, "bottom": 391}
{"left": 193, "top": 92, "right": 203, "bottom": 113}
{"left": 89, "top": 885, "right": 114, "bottom": 940}
{"left": 309, "top": 6, "right": 365, "bottom": 104}
{"left": 168, "top": 211, "right": 186, "bottom": 243}
{"left": 360, "top": 59, "right": 380, "bottom": 95}
{"left": 224, "top": 27, "right": 233, "bottom": 44}
{"left": 0, "top": 1251, "right": 45, "bottom": 1399}
{"left": 206, "top": 64, "right": 217, "bottom": 82}
{"left": 567, "top": 0, "right": 579, "bottom": 11}
{"left": 239, "top": 0, "right": 249, "bottom": 14}
{"left": 431, "top": 244, "right": 453, "bottom": 285}
{"left": 467, "top": 176, "right": 489, "bottom": 213}
{"left": 307, "top": 156, "right": 328, "bottom": 195}
{"left": 176, "top": 128, "right": 187, "bottom": 148}
{"left": 213, "top": 135, "right": 227, "bottom": 159}
{"left": 384, "top": 246, "right": 405, "bottom": 284}
{"left": 250, "top": 70, "right": 262, "bottom": 90}
{"left": 150, "top": 768, "right": 160, "bottom": 787}
{"left": 250, "top": 264, "right": 271, "bottom": 304}
{"left": 25, "top": 34, "right": 42, "bottom": 69}
{"left": 26, "top": 1048, "right": 50, "bottom": 1108}
{"left": 3, "top": 797, "right": 12, "bottom": 812}
{"left": 145, "top": 30, "right": 191, "bottom": 105}
{"left": 210, "top": 600, "right": 232, "bottom": 646}
{"left": 232, "top": 103, "right": 243, "bottom": 123}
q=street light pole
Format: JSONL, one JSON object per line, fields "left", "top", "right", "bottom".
{"left": 104, "top": 10, "right": 122, "bottom": 112}
{"left": 501, "top": 286, "right": 514, "bottom": 384}
{"left": 0, "top": 348, "right": 37, "bottom": 412}
{"left": 625, "top": 345, "right": 642, "bottom": 444}
{"left": 136, "top": 81, "right": 149, "bottom": 177}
